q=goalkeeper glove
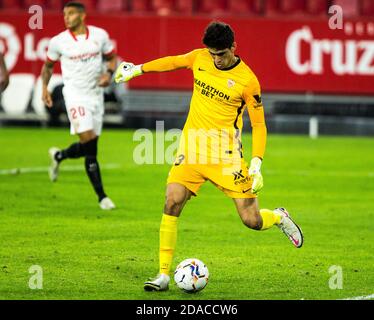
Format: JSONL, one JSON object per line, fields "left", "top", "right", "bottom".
{"left": 248, "top": 157, "right": 263, "bottom": 194}
{"left": 114, "top": 62, "right": 143, "bottom": 83}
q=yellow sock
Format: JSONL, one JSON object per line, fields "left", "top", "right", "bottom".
{"left": 260, "top": 209, "right": 281, "bottom": 230}
{"left": 159, "top": 214, "right": 178, "bottom": 275}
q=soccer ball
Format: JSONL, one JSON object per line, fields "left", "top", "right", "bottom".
{"left": 174, "top": 258, "right": 209, "bottom": 292}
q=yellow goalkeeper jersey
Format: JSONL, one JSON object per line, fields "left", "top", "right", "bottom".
{"left": 143, "top": 48, "right": 267, "bottom": 163}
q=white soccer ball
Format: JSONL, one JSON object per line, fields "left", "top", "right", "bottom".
{"left": 174, "top": 258, "right": 209, "bottom": 293}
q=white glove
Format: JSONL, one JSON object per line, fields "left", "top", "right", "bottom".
{"left": 248, "top": 157, "right": 263, "bottom": 194}
{"left": 114, "top": 62, "right": 143, "bottom": 83}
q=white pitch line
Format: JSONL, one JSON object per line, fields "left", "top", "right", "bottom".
{"left": 338, "top": 293, "right": 374, "bottom": 300}
{"left": 0, "top": 163, "right": 121, "bottom": 175}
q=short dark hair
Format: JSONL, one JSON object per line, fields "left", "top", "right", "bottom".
{"left": 202, "top": 21, "right": 235, "bottom": 50}
{"left": 63, "top": 1, "right": 86, "bottom": 12}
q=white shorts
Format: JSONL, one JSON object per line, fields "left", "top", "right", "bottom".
{"left": 65, "top": 98, "right": 104, "bottom": 136}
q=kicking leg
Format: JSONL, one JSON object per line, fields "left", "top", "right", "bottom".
{"left": 233, "top": 198, "right": 303, "bottom": 248}
{"left": 144, "top": 183, "right": 193, "bottom": 292}
{"left": 233, "top": 197, "right": 280, "bottom": 230}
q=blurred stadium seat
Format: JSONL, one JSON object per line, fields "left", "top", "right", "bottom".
{"left": 279, "top": 0, "right": 306, "bottom": 15}
{"left": 264, "top": 0, "right": 318, "bottom": 16}
{"left": 130, "top": 0, "right": 152, "bottom": 13}
{"left": 23, "top": 0, "right": 46, "bottom": 8}
{"left": 305, "top": 0, "right": 328, "bottom": 16}
{"left": 151, "top": 0, "right": 175, "bottom": 16}
{"left": 0, "top": 0, "right": 22, "bottom": 10}
{"left": 174, "top": 0, "right": 193, "bottom": 14}
{"left": 195, "top": 0, "right": 227, "bottom": 15}
{"left": 227, "top": 0, "right": 263, "bottom": 15}
{"left": 97, "top": 0, "right": 128, "bottom": 12}
{"left": 360, "top": 0, "right": 374, "bottom": 16}
{"left": 263, "top": 0, "right": 279, "bottom": 16}
{"left": 333, "top": 0, "right": 359, "bottom": 17}
{"left": 46, "top": 0, "right": 63, "bottom": 11}
{"left": 1, "top": 0, "right": 372, "bottom": 17}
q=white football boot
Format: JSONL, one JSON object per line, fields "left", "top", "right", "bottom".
{"left": 144, "top": 274, "right": 170, "bottom": 291}
{"left": 99, "top": 197, "right": 116, "bottom": 210}
{"left": 48, "top": 147, "right": 61, "bottom": 182}
{"left": 275, "top": 207, "right": 304, "bottom": 248}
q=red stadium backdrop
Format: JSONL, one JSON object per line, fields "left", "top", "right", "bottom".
{"left": 0, "top": 13, "right": 373, "bottom": 95}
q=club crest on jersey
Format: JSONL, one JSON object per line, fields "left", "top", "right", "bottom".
{"left": 227, "top": 79, "right": 235, "bottom": 88}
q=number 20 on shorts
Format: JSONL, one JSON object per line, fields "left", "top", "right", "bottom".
{"left": 70, "top": 106, "right": 85, "bottom": 119}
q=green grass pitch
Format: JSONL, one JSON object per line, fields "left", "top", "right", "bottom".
{"left": 0, "top": 127, "right": 373, "bottom": 300}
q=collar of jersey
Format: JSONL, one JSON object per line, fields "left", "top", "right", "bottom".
{"left": 68, "top": 26, "right": 90, "bottom": 41}
{"left": 214, "top": 56, "right": 241, "bottom": 71}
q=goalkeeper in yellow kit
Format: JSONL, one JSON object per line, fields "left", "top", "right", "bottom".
{"left": 115, "top": 21, "right": 304, "bottom": 291}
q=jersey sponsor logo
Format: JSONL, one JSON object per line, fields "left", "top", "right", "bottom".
{"left": 69, "top": 51, "right": 100, "bottom": 62}
{"left": 232, "top": 169, "right": 245, "bottom": 180}
{"left": 194, "top": 78, "right": 231, "bottom": 101}
{"left": 234, "top": 176, "right": 250, "bottom": 186}
{"left": 232, "top": 169, "right": 250, "bottom": 185}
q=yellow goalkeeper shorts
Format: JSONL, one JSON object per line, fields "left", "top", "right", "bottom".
{"left": 166, "top": 156, "right": 256, "bottom": 199}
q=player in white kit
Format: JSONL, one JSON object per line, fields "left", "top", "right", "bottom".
{"left": 41, "top": 1, "right": 117, "bottom": 210}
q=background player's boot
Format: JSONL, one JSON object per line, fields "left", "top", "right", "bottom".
{"left": 275, "top": 207, "right": 303, "bottom": 248}
{"left": 48, "top": 147, "right": 61, "bottom": 182}
{"left": 99, "top": 197, "right": 116, "bottom": 210}
{"left": 144, "top": 274, "right": 170, "bottom": 291}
